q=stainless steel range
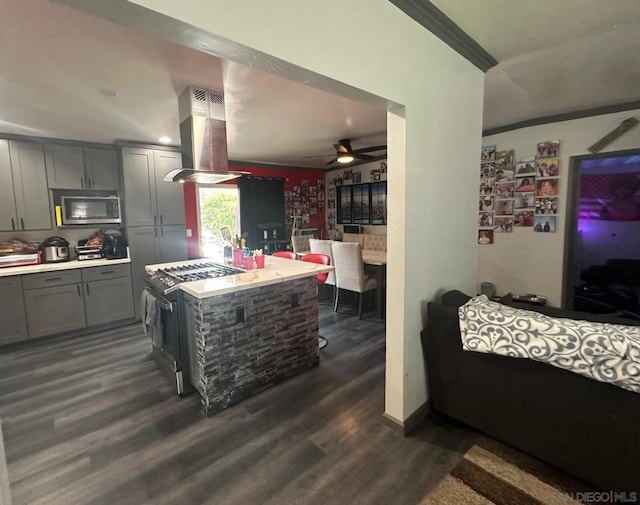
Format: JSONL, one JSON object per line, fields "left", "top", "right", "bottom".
{"left": 147, "top": 261, "right": 243, "bottom": 295}
{"left": 142, "top": 261, "right": 243, "bottom": 395}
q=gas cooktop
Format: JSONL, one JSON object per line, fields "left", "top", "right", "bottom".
{"left": 146, "top": 261, "right": 244, "bottom": 295}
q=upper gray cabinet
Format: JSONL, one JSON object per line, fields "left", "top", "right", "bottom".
{"left": 45, "top": 144, "right": 119, "bottom": 190}
{"left": 0, "top": 140, "right": 52, "bottom": 231}
{"left": 83, "top": 148, "right": 120, "bottom": 190}
{"left": 121, "top": 146, "right": 185, "bottom": 227}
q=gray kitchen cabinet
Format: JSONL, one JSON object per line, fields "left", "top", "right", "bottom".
{"left": 44, "top": 144, "right": 85, "bottom": 189}
{"left": 24, "top": 282, "right": 86, "bottom": 338}
{"left": 127, "top": 224, "right": 187, "bottom": 317}
{"left": 0, "top": 276, "right": 28, "bottom": 345}
{"left": 83, "top": 148, "right": 120, "bottom": 190}
{"left": 122, "top": 146, "right": 184, "bottom": 227}
{"left": 46, "top": 144, "right": 119, "bottom": 190}
{"left": 153, "top": 150, "right": 185, "bottom": 226}
{"left": 158, "top": 224, "right": 189, "bottom": 263}
{"left": 19, "top": 265, "right": 134, "bottom": 341}
{"left": 0, "top": 140, "right": 18, "bottom": 232}
{"left": 123, "top": 145, "right": 187, "bottom": 319}
{"left": 83, "top": 275, "right": 134, "bottom": 326}
{"left": 128, "top": 226, "right": 160, "bottom": 318}
{"left": 7, "top": 141, "right": 52, "bottom": 231}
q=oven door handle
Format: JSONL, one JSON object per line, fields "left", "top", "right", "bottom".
{"left": 147, "top": 290, "right": 174, "bottom": 312}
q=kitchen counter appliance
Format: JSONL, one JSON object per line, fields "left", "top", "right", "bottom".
{"left": 75, "top": 245, "right": 103, "bottom": 261}
{"left": 102, "top": 231, "right": 128, "bottom": 259}
{"left": 143, "top": 261, "right": 243, "bottom": 395}
{"left": 40, "top": 236, "right": 70, "bottom": 263}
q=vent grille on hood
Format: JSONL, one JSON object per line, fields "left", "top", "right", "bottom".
{"left": 163, "top": 86, "right": 248, "bottom": 184}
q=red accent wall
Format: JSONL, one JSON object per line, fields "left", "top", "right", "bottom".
{"left": 183, "top": 163, "right": 327, "bottom": 258}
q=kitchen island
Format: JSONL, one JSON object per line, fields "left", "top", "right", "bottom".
{"left": 145, "top": 256, "right": 333, "bottom": 416}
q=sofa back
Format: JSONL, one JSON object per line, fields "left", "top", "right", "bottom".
{"left": 342, "top": 233, "right": 386, "bottom": 251}
{"left": 423, "top": 295, "right": 640, "bottom": 491}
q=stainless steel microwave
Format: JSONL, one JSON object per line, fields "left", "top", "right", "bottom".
{"left": 60, "top": 196, "right": 122, "bottom": 225}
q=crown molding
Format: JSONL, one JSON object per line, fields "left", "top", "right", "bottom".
{"left": 389, "top": 0, "right": 497, "bottom": 72}
{"left": 483, "top": 100, "right": 640, "bottom": 137}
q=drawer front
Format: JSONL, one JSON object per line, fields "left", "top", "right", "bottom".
{"left": 81, "top": 264, "right": 131, "bottom": 283}
{"left": 22, "top": 269, "right": 82, "bottom": 290}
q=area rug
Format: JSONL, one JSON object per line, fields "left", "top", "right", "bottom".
{"left": 420, "top": 436, "right": 598, "bottom": 505}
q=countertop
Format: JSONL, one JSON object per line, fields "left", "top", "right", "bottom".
{"left": 0, "top": 256, "right": 131, "bottom": 277}
{"left": 145, "top": 256, "right": 333, "bottom": 299}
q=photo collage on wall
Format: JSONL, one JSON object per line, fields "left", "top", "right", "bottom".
{"left": 285, "top": 178, "right": 327, "bottom": 229}
{"left": 326, "top": 181, "right": 336, "bottom": 230}
{"left": 479, "top": 140, "right": 561, "bottom": 243}
{"left": 533, "top": 140, "right": 560, "bottom": 232}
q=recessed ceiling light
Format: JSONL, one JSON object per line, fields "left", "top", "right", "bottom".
{"left": 158, "top": 136, "right": 172, "bottom": 144}
{"left": 99, "top": 88, "right": 117, "bottom": 97}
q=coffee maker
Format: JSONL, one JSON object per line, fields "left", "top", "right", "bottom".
{"left": 102, "top": 230, "right": 128, "bottom": 259}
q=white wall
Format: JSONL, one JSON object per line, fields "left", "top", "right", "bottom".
{"left": 481, "top": 109, "right": 640, "bottom": 307}
{"left": 127, "top": 0, "right": 485, "bottom": 424}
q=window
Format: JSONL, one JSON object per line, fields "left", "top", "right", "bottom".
{"left": 337, "top": 181, "right": 387, "bottom": 225}
{"left": 198, "top": 185, "right": 240, "bottom": 257}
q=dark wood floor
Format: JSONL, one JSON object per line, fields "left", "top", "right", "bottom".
{"left": 0, "top": 303, "right": 476, "bottom": 505}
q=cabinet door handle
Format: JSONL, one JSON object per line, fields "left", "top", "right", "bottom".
{"left": 160, "top": 214, "right": 163, "bottom": 225}
{"left": 81, "top": 177, "right": 84, "bottom": 188}
{"left": 86, "top": 284, "right": 91, "bottom": 295}
{"left": 11, "top": 218, "right": 15, "bottom": 230}
{"left": 160, "top": 227, "right": 164, "bottom": 237}
{"left": 20, "top": 218, "right": 24, "bottom": 230}
{"left": 101, "top": 270, "right": 114, "bottom": 275}
{"left": 77, "top": 285, "right": 81, "bottom": 296}
{"left": 46, "top": 277, "right": 62, "bottom": 282}
{"left": 88, "top": 177, "right": 92, "bottom": 188}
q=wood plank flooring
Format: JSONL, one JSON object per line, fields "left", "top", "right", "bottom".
{"left": 0, "top": 305, "right": 476, "bottom": 505}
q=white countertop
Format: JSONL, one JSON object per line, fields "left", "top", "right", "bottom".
{"left": 146, "top": 256, "right": 333, "bottom": 299}
{"left": 0, "top": 256, "right": 131, "bottom": 277}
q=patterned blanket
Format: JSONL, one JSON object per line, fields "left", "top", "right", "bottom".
{"left": 458, "top": 295, "right": 640, "bottom": 393}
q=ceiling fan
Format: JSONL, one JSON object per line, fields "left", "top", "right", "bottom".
{"left": 304, "top": 138, "right": 387, "bottom": 166}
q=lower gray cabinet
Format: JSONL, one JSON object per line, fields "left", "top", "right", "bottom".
{"left": 24, "top": 283, "right": 86, "bottom": 338}
{"left": 19, "top": 264, "right": 134, "bottom": 342}
{"left": 84, "top": 276, "right": 134, "bottom": 326}
{"left": 0, "top": 277, "right": 28, "bottom": 345}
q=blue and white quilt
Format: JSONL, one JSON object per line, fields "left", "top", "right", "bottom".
{"left": 458, "top": 295, "right": 640, "bottom": 393}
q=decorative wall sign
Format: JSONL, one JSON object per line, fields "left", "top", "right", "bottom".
{"left": 588, "top": 117, "right": 639, "bottom": 153}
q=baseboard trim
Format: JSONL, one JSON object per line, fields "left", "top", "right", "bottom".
{"left": 382, "top": 401, "right": 431, "bottom": 436}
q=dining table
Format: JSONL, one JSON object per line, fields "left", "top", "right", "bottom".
{"left": 362, "top": 250, "right": 387, "bottom": 320}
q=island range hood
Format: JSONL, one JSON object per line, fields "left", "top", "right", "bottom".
{"left": 164, "top": 86, "right": 248, "bottom": 184}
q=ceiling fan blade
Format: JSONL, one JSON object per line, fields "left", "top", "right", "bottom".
{"left": 353, "top": 145, "right": 387, "bottom": 154}
{"left": 325, "top": 158, "right": 338, "bottom": 166}
{"left": 354, "top": 153, "right": 375, "bottom": 160}
{"left": 302, "top": 153, "right": 335, "bottom": 159}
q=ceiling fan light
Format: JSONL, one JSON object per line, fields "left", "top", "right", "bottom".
{"left": 337, "top": 153, "right": 354, "bottom": 163}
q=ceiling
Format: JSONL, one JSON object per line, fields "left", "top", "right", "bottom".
{"left": 1, "top": 0, "right": 640, "bottom": 170}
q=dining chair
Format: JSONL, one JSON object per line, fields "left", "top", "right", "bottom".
{"left": 291, "top": 234, "right": 311, "bottom": 257}
{"left": 301, "top": 253, "right": 331, "bottom": 349}
{"left": 271, "top": 251, "right": 297, "bottom": 260}
{"left": 309, "top": 239, "right": 335, "bottom": 302}
{"left": 330, "top": 242, "right": 377, "bottom": 319}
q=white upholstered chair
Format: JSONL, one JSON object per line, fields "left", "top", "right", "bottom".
{"left": 330, "top": 241, "right": 377, "bottom": 319}
{"left": 291, "top": 234, "right": 311, "bottom": 257}
{"left": 308, "top": 239, "right": 335, "bottom": 287}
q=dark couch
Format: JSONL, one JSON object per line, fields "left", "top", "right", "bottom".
{"left": 421, "top": 290, "right": 640, "bottom": 491}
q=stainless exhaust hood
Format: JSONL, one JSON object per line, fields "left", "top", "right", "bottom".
{"left": 164, "top": 86, "right": 248, "bottom": 184}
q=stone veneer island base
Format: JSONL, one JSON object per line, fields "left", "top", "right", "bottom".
{"left": 182, "top": 276, "right": 320, "bottom": 416}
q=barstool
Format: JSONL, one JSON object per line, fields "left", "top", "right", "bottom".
{"left": 301, "top": 253, "right": 330, "bottom": 349}
{"left": 271, "top": 251, "right": 297, "bottom": 260}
